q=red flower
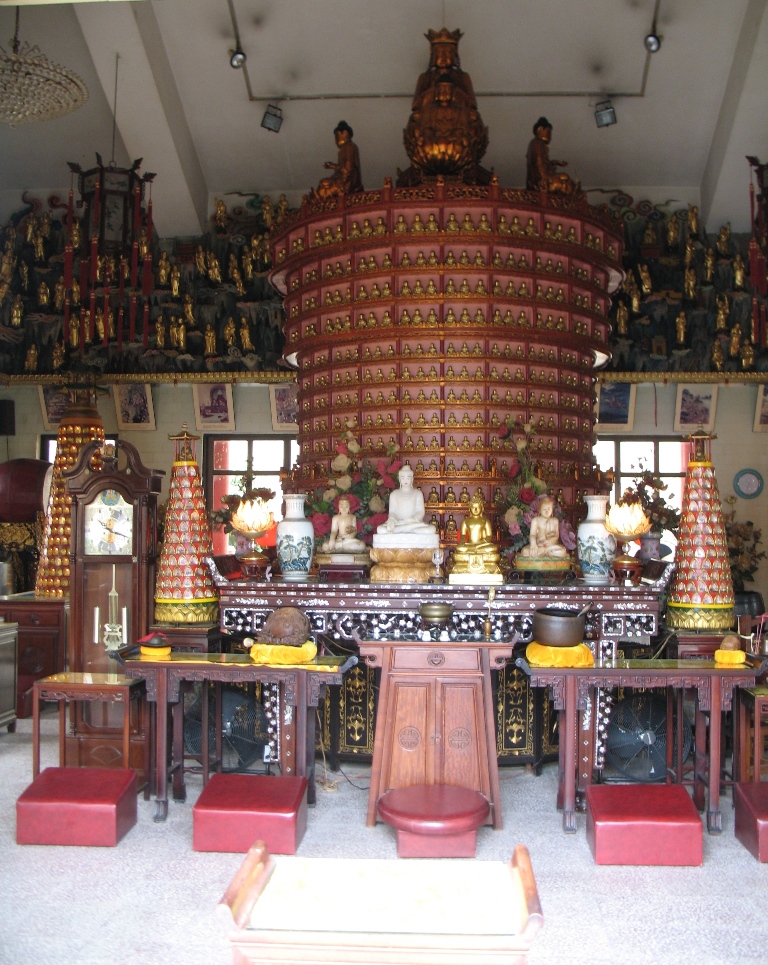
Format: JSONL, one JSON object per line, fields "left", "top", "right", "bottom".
{"left": 310, "top": 513, "right": 332, "bottom": 537}
{"left": 499, "top": 424, "right": 512, "bottom": 440}
{"left": 519, "top": 487, "right": 537, "bottom": 505}
{"left": 376, "top": 459, "right": 399, "bottom": 489}
{"left": 364, "top": 512, "right": 388, "bottom": 532}
{"left": 507, "top": 458, "right": 521, "bottom": 479}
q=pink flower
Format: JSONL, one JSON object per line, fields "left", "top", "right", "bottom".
{"left": 519, "top": 486, "right": 536, "bottom": 505}
{"left": 507, "top": 458, "right": 521, "bottom": 479}
{"left": 335, "top": 443, "right": 349, "bottom": 455}
{"left": 559, "top": 519, "right": 577, "bottom": 551}
{"left": 310, "top": 513, "right": 332, "bottom": 537}
{"left": 507, "top": 520, "right": 522, "bottom": 537}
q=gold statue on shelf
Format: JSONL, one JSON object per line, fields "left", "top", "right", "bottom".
{"left": 638, "top": 263, "right": 652, "bottom": 296}
{"left": 741, "top": 338, "right": 755, "bottom": 370}
{"left": 214, "top": 199, "right": 228, "bottom": 230}
{"left": 239, "top": 317, "right": 255, "bottom": 353}
{"left": 704, "top": 247, "right": 715, "bottom": 283}
{"left": 666, "top": 213, "right": 679, "bottom": 250}
{"left": 10, "top": 294, "right": 23, "bottom": 327}
{"left": 52, "top": 340, "right": 65, "bottom": 371}
{"left": 711, "top": 338, "right": 724, "bottom": 372}
{"left": 155, "top": 318, "right": 166, "bottom": 350}
{"left": 675, "top": 310, "right": 687, "bottom": 346}
{"left": 688, "top": 204, "right": 700, "bottom": 238}
{"left": 204, "top": 323, "right": 217, "bottom": 356}
{"left": 448, "top": 494, "right": 502, "bottom": 583}
{"left": 716, "top": 293, "right": 729, "bottom": 331}
{"left": 37, "top": 281, "right": 49, "bottom": 308}
{"left": 157, "top": 250, "right": 171, "bottom": 285}
{"left": 313, "top": 121, "right": 364, "bottom": 199}
{"left": 733, "top": 253, "right": 745, "bottom": 289}
{"left": 24, "top": 344, "right": 37, "bottom": 372}
{"left": 642, "top": 219, "right": 657, "bottom": 246}
{"left": 224, "top": 316, "right": 236, "bottom": 347}
{"left": 69, "top": 315, "right": 79, "bottom": 350}
{"left": 526, "top": 117, "right": 579, "bottom": 196}
{"left": 684, "top": 266, "right": 697, "bottom": 300}
{"left": 716, "top": 223, "right": 731, "bottom": 257}
{"left": 401, "top": 28, "right": 488, "bottom": 184}
{"left": 729, "top": 322, "right": 741, "bottom": 357}
{"left": 170, "top": 264, "right": 181, "bottom": 297}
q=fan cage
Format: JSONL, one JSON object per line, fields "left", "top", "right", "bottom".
{"left": 605, "top": 691, "right": 693, "bottom": 784}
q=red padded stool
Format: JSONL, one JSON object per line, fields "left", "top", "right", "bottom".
{"left": 16, "top": 767, "right": 137, "bottom": 847}
{"left": 734, "top": 782, "right": 768, "bottom": 862}
{"left": 377, "top": 784, "right": 490, "bottom": 858}
{"left": 586, "top": 784, "right": 702, "bottom": 866}
{"left": 193, "top": 774, "right": 307, "bottom": 854}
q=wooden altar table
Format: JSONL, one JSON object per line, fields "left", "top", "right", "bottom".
{"left": 217, "top": 841, "right": 543, "bottom": 965}
{"left": 116, "top": 649, "right": 356, "bottom": 822}
{"left": 517, "top": 655, "right": 768, "bottom": 834}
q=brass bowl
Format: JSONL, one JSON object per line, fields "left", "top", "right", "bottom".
{"left": 532, "top": 607, "right": 586, "bottom": 648}
{"left": 419, "top": 602, "right": 454, "bottom": 627}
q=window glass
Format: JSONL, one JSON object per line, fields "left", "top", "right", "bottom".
{"left": 593, "top": 440, "right": 615, "bottom": 473}
{"left": 619, "top": 440, "right": 654, "bottom": 473}
{"left": 658, "top": 441, "right": 686, "bottom": 474}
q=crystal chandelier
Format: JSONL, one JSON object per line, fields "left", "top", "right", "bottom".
{"left": 0, "top": 8, "right": 88, "bottom": 126}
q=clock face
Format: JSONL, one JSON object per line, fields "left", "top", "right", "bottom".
{"left": 83, "top": 489, "right": 134, "bottom": 556}
{"left": 734, "top": 469, "right": 764, "bottom": 500}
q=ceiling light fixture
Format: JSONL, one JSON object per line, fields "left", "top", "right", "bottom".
{"left": 644, "top": 0, "right": 662, "bottom": 53}
{"left": 229, "top": 47, "right": 246, "bottom": 69}
{"left": 594, "top": 99, "right": 617, "bottom": 128}
{"left": 261, "top": 104, "right": 283, "bottom": 133}
{"left": 0, "top": 6, "right": 88, "bottom": 126}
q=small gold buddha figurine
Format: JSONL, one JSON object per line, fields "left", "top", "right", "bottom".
{"left": 729, "top": 322, "right": 742, "bottom": 357}
{"left": 461, "top": 213, "right": 475, "bottom": 232}
{"left": 10, "top": 293, "right": 23, "bottom": 327}
{"left": 445, "top": 514, "right": 458, "bottom": 534}
{"left": 449, "top": 495, "right": 502, "bottom": 579}
{"left": 445, "top": 278, "right": 457, "bottom": 294}
{"left": 684, "top": 266, "right": 697, "bottom": 300}
{"left": 716, "top": 222, "right": 731, "bottom": 257}
{"left": 24, "top": 343, "right": 38, "bottom": 372}
{"left": 394, "top": 215, "right": 407, "bottom": 234}
{"left": 412, "top": 214, "right": 425, "bottom": 233}
{"left": 741, "top": 338, "right": 755, "bottom": 370}
{"left": 446, "top": 213, "right": 461, "bottom": 232}
{"left": 711, "top": 338, "right": 724, "bottom": 372}
{"left": 445, "top": 250, "right": 457, "bottom": 266}
{"left": 426, "top": 213, "right": 439, "bottom": 233}
{"left": 37, "top": 280, "right": 49, "bottom": 308}
{"left": 428, "top": 250, "right": 439, "bottom": 265}
{"left": 733, "top": 253, "right": 746, "bottom": 289}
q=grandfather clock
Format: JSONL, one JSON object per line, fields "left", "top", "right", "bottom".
{"left": 64, "top": 439, "right": 164, "bottom": 771}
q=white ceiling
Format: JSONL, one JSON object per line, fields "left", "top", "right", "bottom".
{"left": 1, "top": 0, "right": 767, "bottom": 239}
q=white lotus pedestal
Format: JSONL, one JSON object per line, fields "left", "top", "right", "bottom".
{"left": 370, "top": 533, "right": 440, "bottom": 584}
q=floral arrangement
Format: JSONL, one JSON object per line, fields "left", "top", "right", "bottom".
{"left": 210, "top": 485, "right": 277, "bottom": 534}
{"left": 724, "top": 501, "right": 766, "bottom": 592}
{"left": 495, "top": 417, "right": 576, "bottom": 554}
{"left": 617, "top": 469, "right": 680, "bottom": 535}
{"left": 306, "top": 426, "right": 401, "bottom": 546}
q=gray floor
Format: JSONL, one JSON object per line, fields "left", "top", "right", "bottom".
{"left": 1, "top": 714, "right": 767, "bottom": 965}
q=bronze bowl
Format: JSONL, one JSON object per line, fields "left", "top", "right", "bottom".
{"left": 532, "top": 606, "right": 586, "bottom": 648}
{"left": 419, "top": 602, "right": 454, "bottom": 628}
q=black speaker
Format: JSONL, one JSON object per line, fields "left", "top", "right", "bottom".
{"left": 0, "top": 400, "right": 15, "bottom": 436}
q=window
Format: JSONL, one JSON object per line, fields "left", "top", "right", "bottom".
{"left": 204, "top": 434, "right": 300, "bottom": 555}
{"left": 593, "top": 436, "right": 690, "bottom": 554}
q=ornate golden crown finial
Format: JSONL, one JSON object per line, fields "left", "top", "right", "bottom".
{"left": 426, "top": 27, "right": 463, "bottom": 45}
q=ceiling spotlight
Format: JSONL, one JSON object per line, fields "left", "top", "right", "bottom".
{"left": 261, "top": 104, "right": 283, "bottom": 133}
{"left": 229, "top": 47, "right": 246, "bottom": 69}
{"left": 594, "top": 99, "right": 617, "bottom": 128}
{"left": 644, "top": 32, "right": 661, "bottom": 53}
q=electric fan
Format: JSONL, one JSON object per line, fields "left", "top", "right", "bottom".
{"left": 184, "top": 686, "right": 269, "bottom": 771}
{"left": 605, "top": 691, "right": 692, "bottom": 783}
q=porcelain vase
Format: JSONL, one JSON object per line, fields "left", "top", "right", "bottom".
{"left": 638, "top": 531, "right": 662, "bottom": 562}
{"left": 276, "top": 494, "right": 314, "bottom": 581}
{"left": 577, "top": 494, "right": 616, "bottom": 585}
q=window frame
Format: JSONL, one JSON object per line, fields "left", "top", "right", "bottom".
{"left": 202, "top": 433, "right": 297, "bottom": 514}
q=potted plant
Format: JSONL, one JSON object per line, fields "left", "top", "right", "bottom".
{"left": 723, "top": 497, "right": 766, "bottom": 613}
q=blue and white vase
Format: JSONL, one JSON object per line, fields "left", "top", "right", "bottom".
{"left": 577, "top": 495, "right": 616, "bottom": 585}
{"left": 276, "top": 493, "right": 314, "bottom": 581}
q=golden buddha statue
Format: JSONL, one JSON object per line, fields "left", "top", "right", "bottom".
{"left": 526, "top": 117, "right": 579, "bottom": 196}
{"left": 400, "top": 28, "right": 488, "bottom": 184}
{"left": 449, "top": 494, "right": 502, "bottom": 582}
{"left": 313, "top": 121, "right": 364, "bottom": 199}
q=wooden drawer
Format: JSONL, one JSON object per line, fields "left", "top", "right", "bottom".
{"left": 7, "top": 607, "right": 62, "bottom": 629}
{"left": 391, "top": 647, "right": 480, "bottom": 672}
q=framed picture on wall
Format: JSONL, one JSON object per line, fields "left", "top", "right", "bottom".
{"left": 193, "top": 383, "right": 235, "bottom": 431}
{"left": 753, "top": 384, "right": 768, "bottom": 432}
{"left": 269, "top": 383, "right": 299, "bottom": 433}
{"left": 113, "top": 383, "right": 156, "bottom": 431}
{"left": 38, "top": 386, "right": 71, "bottom": 431}
{"left": 674, "top": 383, "right": 718, "bottom": 432}
{"left": 595, "top": 382, "right": 637, "bottom": 432}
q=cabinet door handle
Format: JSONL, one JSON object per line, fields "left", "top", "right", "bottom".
{"left": 29, "top": 613, "right": 40, "bottom": 625}
{"left": 431, "top": 734, "right": 441, "bottom": 744}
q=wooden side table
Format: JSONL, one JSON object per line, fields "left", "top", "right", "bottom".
{"left": 735, "top": 686, "right": 768, "bottom": 782}
{"left": 32, "top": 673, "right": 148, "bottom": 787}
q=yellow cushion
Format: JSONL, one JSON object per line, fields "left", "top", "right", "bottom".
{"left": 526, "top": 641, "right": 594, "bottom": 668}
{"left": 713, "top": 648, "right": 746, "bottom": 665}
{"left": 249, "top": 640, "right": 318, "bottom": 665}
{"left": 140, "top": 645, "right": 172, "bottom": 658}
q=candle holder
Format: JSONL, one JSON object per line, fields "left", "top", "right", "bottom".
{"left": 605, "top": 502, "right": 651, "bottom": 585}
{"left": 230, "top": 497, "right": 275, "bottom": 578}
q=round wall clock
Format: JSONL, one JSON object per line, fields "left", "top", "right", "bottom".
{"left": 733, "top": 469, "right": 764, "bottom": 500}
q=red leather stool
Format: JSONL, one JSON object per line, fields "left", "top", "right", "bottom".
{"left": 377, "top": 784, "right": 490, "bottom": 858}
{"left": 734, "top": 782, "right": 768, "bottom": 862}
{"left": 193, "top": 774, "right": 307, "bottom": 854}
{"left": 586, "top": 784, "right": 702, "bottom": 866}
{"left": 16, "top": 767, "right": 137, "bottom": 847}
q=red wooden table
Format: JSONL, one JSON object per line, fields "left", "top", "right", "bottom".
{"left": 517, "top": 655, "right": 768, "bottom": 834}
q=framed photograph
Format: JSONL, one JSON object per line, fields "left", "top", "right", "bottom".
{"left": 269, "top": 383, "right": 299, "bottom": 433}
{"left": 193, "top": 383, "right": 235, "bottom": 431}
{"left": 753, "top": 384, "right": 768, "bottom": 433}
{"left": 113, "top": 383, "right": 156, "bottom": 431}
{"left": 674, "top": 383, "right": 718, "bottom": 432}
{"left": 38, "top": 386, "right": 71, "bottom": 431}
{"left": 595, "top": 382, "right": 636, "bottom": 433}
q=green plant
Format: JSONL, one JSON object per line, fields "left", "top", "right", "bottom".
{"left": 618, "top": 469, "right": 680, "bottom": 535}
{"left": 724, "top": 501, "right": 766, "bottom": 592}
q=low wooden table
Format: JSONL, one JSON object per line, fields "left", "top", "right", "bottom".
{"left": 217, "top": 842, "right": 543, "bottom": 965}
{"left": 32, "top": 672, "right": 148, "bottom": 781}
{"left": 517, "top": 655, "right": 768, "bottom": 834}
{"left": 116, "top": 649, "right": 357, "bottom": 822}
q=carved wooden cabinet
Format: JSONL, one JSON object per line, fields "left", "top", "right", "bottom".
{"left": 0, "top": 595, "right": 68, "bottom": 718}
{"left": 357, "top": 636, "right": 514, "bottom": 830}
